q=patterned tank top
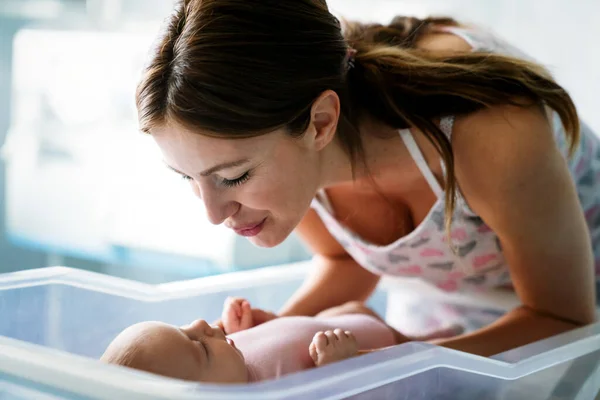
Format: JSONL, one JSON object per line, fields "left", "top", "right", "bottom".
{"left": 310, "top": 26, "right": 600, "bottom": 293}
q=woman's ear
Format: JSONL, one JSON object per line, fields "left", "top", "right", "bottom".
{"left": 308, "top": 90, "right": 340, "bottom": 151}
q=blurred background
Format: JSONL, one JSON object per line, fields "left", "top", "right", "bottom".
{"left": 0, "top": 0, "right": 598, "bottom": 283}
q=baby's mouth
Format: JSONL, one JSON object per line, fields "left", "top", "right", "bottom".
{"left": 226, "top": 337, "right": 236, "bottom": 349}
{"left": 227, "top": 337, "right": 245, "bottom": 358}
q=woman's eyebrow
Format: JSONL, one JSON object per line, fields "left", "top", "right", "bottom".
{"left": 164, "top": 163, "right": 186, "bottom": 176}
{"left": 163, "top": 159, "right": 250, "bottom": 177}
{"left": 199, "top": 158, "right": 250, "bottom": 177}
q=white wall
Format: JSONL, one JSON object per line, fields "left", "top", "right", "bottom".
{"left": 328, "top": 0, "right": 600, "bottom": 133}
{"left": 3, "top": 1, "right": 597, "bottom": 278}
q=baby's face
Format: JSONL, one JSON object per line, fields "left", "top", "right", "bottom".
{"left": 101, "top": 319, "right": 248, "bottom": 384}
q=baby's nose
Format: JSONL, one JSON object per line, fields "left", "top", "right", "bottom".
{"left": 211, "top": 325, "right": 227, "bottom": 339}
{"left": 185, "top": 319, "right": 213, "bottom": 336}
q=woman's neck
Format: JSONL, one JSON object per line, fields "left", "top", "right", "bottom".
{"left": 319, "top": 118, "right": 408, "bottom": 190}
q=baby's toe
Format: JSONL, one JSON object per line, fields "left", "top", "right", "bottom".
{"left": 324, "top": 330, "right": 337, "bottom": 346}
{"left": 333, "top": 328, "right": 347, "bottom": 341}
{"left": 312, "top": 331, "right": 329, "bottom": 352}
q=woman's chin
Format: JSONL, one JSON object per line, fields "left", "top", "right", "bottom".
{"left": 246, "top": 228, "right": 289, "bottom": 249}
{"left": 247, "top": 235, "right": 281, "bottom": 249}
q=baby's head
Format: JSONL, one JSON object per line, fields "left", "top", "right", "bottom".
{"left": 101, "top": 319, "right": 248, "bottom": 384}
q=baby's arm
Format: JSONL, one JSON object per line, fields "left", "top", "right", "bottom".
{"left": 221, "top": 297, "right": 278, "bottom": 334}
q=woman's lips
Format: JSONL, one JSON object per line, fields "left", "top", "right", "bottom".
{"left": 232, "top": 218, "right": 266, "bottom": 237}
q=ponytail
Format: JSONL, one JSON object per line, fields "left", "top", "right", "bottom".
{"left": 342, "top": 17, "right": 579, "bottom": 233}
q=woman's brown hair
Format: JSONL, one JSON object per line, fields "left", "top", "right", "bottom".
{"left": 137, "top": 0, "right": 579, "bottom": 233}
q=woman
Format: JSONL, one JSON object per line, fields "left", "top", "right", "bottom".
{"left": 136, "top": 0, "right": 598, "bottom": 356}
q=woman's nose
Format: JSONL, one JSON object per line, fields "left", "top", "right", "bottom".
{"left": 197, "top": 185, "right": 239, "bottom": 225}
{"left": 205, "top": 199, "right": 240, "bottom": 225}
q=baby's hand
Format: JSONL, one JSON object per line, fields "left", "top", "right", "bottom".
{"left": 222, "top": 297, "right": 253, "bottom": 334}
{"left": 309, "top": 329, "right": 358, "bottom": 367}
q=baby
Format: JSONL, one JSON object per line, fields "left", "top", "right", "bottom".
{"left": 101, "top": 299, "right": 409, "bottom": 383}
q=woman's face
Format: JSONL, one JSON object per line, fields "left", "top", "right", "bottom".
{"left": 152, "top": 121, "right": 325, "bottom": 248}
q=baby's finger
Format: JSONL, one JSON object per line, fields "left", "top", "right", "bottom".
{"left": 240, "top": 301, "right": 253, "bottom": 328}
{"left": 241, "top": 301, "right": 252, "bottom": 318}
{"left": 223, "top": 298, "right": 238, "bottom": 317}
{"left": 225, "top": 297, "right": 245, "bottom": 308}
{"left": 224, "top": 301, "right": 239, "bottom": 317}
{"left": 231, "top": 301, "right": 242, "bottom": 317}
{"left": 223, "top": 301, "right": 241, "bottom": 320}
{"left": 224, "top": 296, "right": 238, "bottom": 308}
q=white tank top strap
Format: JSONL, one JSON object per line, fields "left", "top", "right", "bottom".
{"left": 399, "top": 129, "right": 444, "bottom": 198}
{"left": 434, "top": 25, "right": 481, "bottom": 50}
{"left": 316, "top": 189, "right": 336, "bottom": 215}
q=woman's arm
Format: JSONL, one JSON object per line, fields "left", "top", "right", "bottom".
{"left": 434, "top": 103, "right": 596, "bottom": 356}
{"left": 430, "top": 306, "right": 579, "bottom": 356}
{"left": 279, "top": 208, "right": 381, "bottom": 317}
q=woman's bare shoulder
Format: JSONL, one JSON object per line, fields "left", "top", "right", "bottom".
{"left": 415, "top": 29, "right": 473, "bottom": 53}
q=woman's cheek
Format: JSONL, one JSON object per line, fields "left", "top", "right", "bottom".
{"left": 243, "top": 181, "right": 280, "bottom": 209}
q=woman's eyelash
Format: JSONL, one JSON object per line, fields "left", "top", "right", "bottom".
{"left": 221, "top": 172, "right": 250, "bottom": 188}
{"left": 180, "top": 172, "right": 251, "bottom": 187}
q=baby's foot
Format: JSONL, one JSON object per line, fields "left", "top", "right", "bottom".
{"left": 222, "top": 297, "right": 253, "bottom": 334}
{"left": 309, "top": 329, "right": 358, "bottom": 367}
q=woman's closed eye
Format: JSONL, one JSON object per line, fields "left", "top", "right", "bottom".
{"left": 180, "top": 171, "right": 251, "bottom": 188}
{"left": 220, "top": 172, "right": 250, "bottom": 188}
